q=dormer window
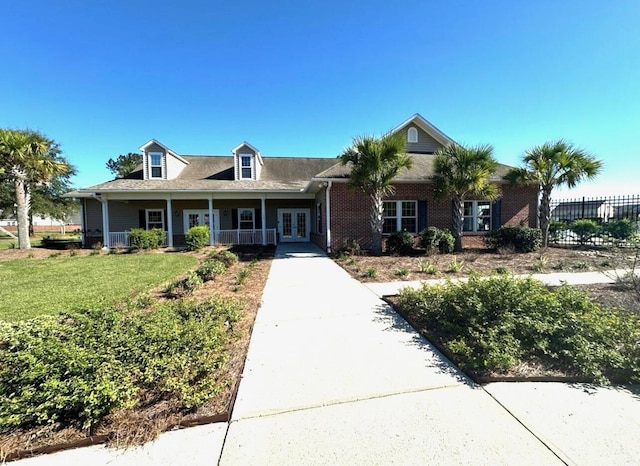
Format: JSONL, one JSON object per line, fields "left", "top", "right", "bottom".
{"left": 240, "top": 154, "right": 253, "bottom": 179}
{"left": 407, "top": 127, "right": 418, "bottom": 143}
{"left": 149, "top": 152, "right": 163, "bottom": 179}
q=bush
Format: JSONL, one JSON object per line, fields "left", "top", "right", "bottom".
{"left": 484, "top": 225, "right": 542, "bottom": 253}
{"left": 185, "top": 225, "right": 210, "bottom": 251}
{"left": 165, "top": 271, "right": 203, "bottom": 298}
{"left": 195, "top": 259, "right": 226, "bottom": 281}
{"left": 129, "top": 228, "right": 166, "bottom": 250}
{"left": 549, "top": 220, "right": 568, "bottom": 244}
{"left": 420, "top": 227, "right": 454, "bottom": 254}
{"left": 604, "top": 218, "right": 636, "bottom": 241}
{"left": 386, "top": 231, "right": 414, "bottom": 255}
{"left": 571, "top": 219, "right": 602, "bottom": 245}
{"left": 0, "top": 298, "right": 242, "bottom": 431}
{"left": 397, "top": 274, "right": 640, "bottom": 382}
{"left": 208, "top": 249, "right": 239, "bottom": 267}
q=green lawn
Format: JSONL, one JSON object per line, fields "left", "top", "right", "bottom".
{"left": 0, "top": 253, "right": 198, "bottom": 321}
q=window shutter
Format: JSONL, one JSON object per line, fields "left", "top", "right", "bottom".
{"left": 255, "top": 209, "right": 262, "bottom": 228}
{"left": 492, "top": 199, "right": 502, "bottom": 230}
{"left": 231, "top": 209, "right": 238, "bottom": 229}
{"left": 139, "top": 210, "right": 146, "bottom": 229}
{"left": 164, "top": 210, "right": 168, "bottom": 231}
{"left": 417, "top": 200, "right": 427, "bottom": 232}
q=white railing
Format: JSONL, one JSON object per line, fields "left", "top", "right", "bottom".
{"left": 215, "top": 229, "right": 277, "bottom": 245}
{"left": 108, "top": 229, "right": 276, "bottom": 248}
{"left": 108, "top": 231, "right": 168, "bottom": 248}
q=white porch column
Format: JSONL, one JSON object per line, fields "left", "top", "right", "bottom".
{"left": 79, "top": 198, "right": 86, "bottom": 248}
{"left": 166, "top": 197, "right": 174, "bottom": 248}
{"left": 261, "top": 195, "right": 267, "bottom": 245}
{"left": 100, "top": 195, "right": 110, "bottom": 249}
{"left": 208, "top": 196, "right": 214, "bottom": 246}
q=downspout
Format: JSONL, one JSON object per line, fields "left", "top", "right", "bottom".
{"left": 325, "top": 181, "right": 332, "bottom": 253}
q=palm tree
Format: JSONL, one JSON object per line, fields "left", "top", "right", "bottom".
{"left": 432, "top": 143, "right": 499, "bottom": 252}
{"left": 506, "top": 140, "right": 603, "bottom": 247}
{"left": 339, "top": 132, "right": 412, "bottom": 255}
{"left": 0, "top": 129, "right": 71, "bottom": 249}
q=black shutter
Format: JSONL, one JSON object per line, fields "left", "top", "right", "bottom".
{"left": 492, "top": 199, "right": 502, "bottom": 230}
{"left": 139, "top": 210, "right": 146, "bottom": 229}
{"left": 231, "top": 209, "right": 238, "bottom": 229}
{"left": 417, "top": 200, "right": 427, "bottom": 232}
{"left": 255, "top": 209, "right": 262, "bottom": 228}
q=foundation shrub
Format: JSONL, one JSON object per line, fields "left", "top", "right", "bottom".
{"left": 195, "top": 259, "right": 226, "bottom": 281}
{"left": 484, "top": 225, "right": 542, "bottom": 253}
{"left": 208, "top": 250, "right": 239, "bottom": 267}
{"left": 129, "top": 228, "right": 166, "bottom": 250}
{"left": 185, "top": 226, "right": 210, "bottom": 251}
{"left": 397, "top": 274, "right": 640, "bottom": 382}
{"left": 386, "top": 231, "right": 414, "bottom": 255}
{"left": 419, "top": 227, "right": 454, "bottom": 254}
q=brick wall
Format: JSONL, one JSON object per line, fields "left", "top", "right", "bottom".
{"left": 327, "top": 181, "right": 538, "bottom": 252}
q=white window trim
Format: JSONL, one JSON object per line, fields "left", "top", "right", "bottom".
{"left": 407, "top": 127, "right": 418, "bottom": 143}
{"left": 463, "top": 200, "right": 492, "bottom": 233}
{"left": 239, "top": 154, "right": 254, "bottom": 180}
{"left": 149, "top": 152, "right": 164, "bottom": 179}
{"left": 383, "top": 200, "right": 418, "bottom": 234}
{"left": 145, "top": 209, "right": 165, "bottom": 230}
{"left": 238, "top": 207, "right": 255, "bottom": 229}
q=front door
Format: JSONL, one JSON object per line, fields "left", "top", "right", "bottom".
{"left": 183, "top": 209, "right": 220, "bottom": 240}
{"left": 278, "top": 209, "right": 310, "bottom": 242}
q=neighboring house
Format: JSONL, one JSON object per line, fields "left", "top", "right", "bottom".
{"left": 68, "top": 114, "right": 538, "bottom": 250}
{"left": 0, "top": 210, "right": 81, "bottom": 232}
{"left": 551, "top": 199, "right": 615, "bottom": 223}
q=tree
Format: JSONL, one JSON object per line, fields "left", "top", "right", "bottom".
{"left": 339, "top": 132, "right": 412, "bottom": 255}
{"left": 432, "top": 143, "right": 499, "bottom": 252}
{"left": 0, "top": 129, "right": 73, "bottom": 249}
{"left": 106, "top": 152, "right": 142, "bottom": 178}
{"left": 505, "top": 140, "right": 603, "bottom": 247}
{"left": 31, "top": 174, "right": 79, "bottom": 235}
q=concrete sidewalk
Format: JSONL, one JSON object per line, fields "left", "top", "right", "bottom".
{"left": 14, "top": 244, "right": 640, "bottom": 465}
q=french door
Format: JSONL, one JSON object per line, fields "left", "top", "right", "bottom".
{"left": 183, "top": 209, "right": 220, "bottom": 238}
{"left": 277, "top": 209, "right": 310, "bottom": 242}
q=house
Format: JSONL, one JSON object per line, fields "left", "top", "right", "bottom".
{"left": 0, "top": 210, "right": 81, "bottom": 233}
{"left": 551, "top": 199, "right": 615, "bottom": 223}
{"left": 68, "top": 114, "right": 538, "bottom": 251}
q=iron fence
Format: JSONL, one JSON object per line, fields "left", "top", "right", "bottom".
{"left": 548, "top": 195, "right": 640, "bottom": 247}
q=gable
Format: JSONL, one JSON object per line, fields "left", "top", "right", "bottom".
{"left": 391, "top": 113, "right": 455, "bottom": 153}
{"left": 139, "top": 139, "right": 189, "bottom": 180}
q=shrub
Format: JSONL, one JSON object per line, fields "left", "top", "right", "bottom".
{"left": 208, "top": 250, "right": 238, "bottom": 267}
{"left": 420, "top": 227, "right": 454, "bottom": 254}
{"left": 397, "top": 275, "right": 640, "bottom": 382}
{"left": 129, "top": 228, "right": 166, "bottom": 250}
{"left": 185, "top": 225, "right": 210, "bottom": 251}
{"left": 235, "top": 267, "right": 250, "bottom": 285}
{"left": 165, "top": 271, "right": 203, "bottom": 298}
{"left": 395, "top": 267, "right": 409, "bottom": 277}
{"left": 549, "top": 220, "right": 568, "bottom": 244}
{"left": 571, "top": 219, "right": 602, "bottom": 246}
{"left": 0, "top": 298, "right": 243, "bottom": 431}
{"left": 484, "top": 225, "right": 542, "bottom": 253}
{"left": 417, "top": 259, "right": 437, "bottom": 274}
{"left": 531, "top": 255, "right": 548, "bottom": 272}
{"left": 604, "top": 218, "right": 636, "bottom": 241}
{"left": 386, "top": 231, "right": 414, "bottom": 255}
{"left": 195, "top": 259, "right": 226, "bottom": 281}
{"left": 365, "top": 267, "right": 377, "bottom": 278}
{"left": 446, "top": 257, "right": 464, "bottom": 273}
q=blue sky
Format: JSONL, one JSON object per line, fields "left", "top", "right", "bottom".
{"left": 2, "top": 0, "right": 639, "bottom": 197}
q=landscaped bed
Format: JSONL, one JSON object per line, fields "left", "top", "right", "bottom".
{"left": 0, "top": 245, "right": 274, "bottom": 461}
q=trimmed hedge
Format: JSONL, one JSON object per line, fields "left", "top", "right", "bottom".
{"left": 484, "top": 225, "right": 542, "bottom": 252}
{"left": 128, "top": 228, "right": 166, "bottom": 250}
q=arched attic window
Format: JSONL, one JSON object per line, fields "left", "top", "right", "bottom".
{"left": 407, "top": 127, "right": 418, "bottom": 143}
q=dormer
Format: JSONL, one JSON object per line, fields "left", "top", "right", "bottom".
{"left": 391, "top": 113, "right": 455, "bottom": 153}
{"left": 139, "top": 140, "right": 189, "bottom": 180}
{"left": 232, "top": 142, "right": 264, "bottom": 181}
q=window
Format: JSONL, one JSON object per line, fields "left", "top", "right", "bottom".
{"left": 316, "top": 203, "right": 322, "bottom": 234}
{"left": 149, "top": 152, "right": 163, "bottom": 178}
{"left": 463, "top": 201, "right": 492, "bottom": 232}
{"left": 407, "top": 127, "right": 418, "bottom": 143}
{"left": 146, "top": 209, "right": 165, "bottom": 230}
{"left": 238, "top": 208, "right": 255, "bottom": 229}
{"left": 383, "top": 200, "right": 417, "bottom": 234}
{"left": 240, "top": 154, "right": 253, "bottom": 179}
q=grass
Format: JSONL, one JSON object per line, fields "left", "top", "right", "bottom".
{"left": 0, "top": 253, "right": 197, "bottom": 321}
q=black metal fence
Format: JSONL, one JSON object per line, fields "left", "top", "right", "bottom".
{"left": 549, "top": 195, "right": 640, "bottom": 247}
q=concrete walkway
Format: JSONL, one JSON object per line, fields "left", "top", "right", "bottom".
{"left": 14, "top": 244, "right": 640, "bottom": 465}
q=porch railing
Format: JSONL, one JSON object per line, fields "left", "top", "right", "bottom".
{"left": 108, "top": 229, "right": 276, "bottom": 248}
